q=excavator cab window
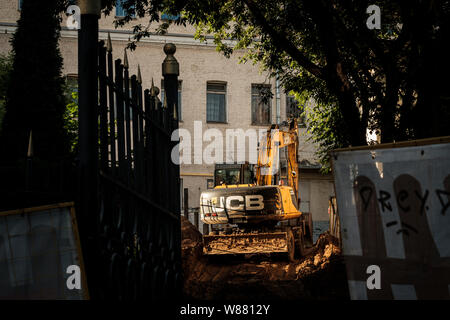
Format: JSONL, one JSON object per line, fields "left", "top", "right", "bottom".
{"left": 214, "top": 164, "right": 255, "bottom": 186}
{"left": 242, "top": 168, "right": 253, "bottom": 184}
{"left": 214, "top": 169, "right": 240, "bottom": 186}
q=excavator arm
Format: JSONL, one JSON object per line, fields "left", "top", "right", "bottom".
{"left": 256, "top": 120, "right": 299, "bottom": 205}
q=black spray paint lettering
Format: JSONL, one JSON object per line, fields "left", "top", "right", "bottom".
{"left": 359, "top": 186, "right": 373, "bottom": 211}
{"left": 415, "top": 190, "right": 429, "bottom": 215}
{"left": 395, "top": 189, "right": 429, "bottom": 214}
{"left": 436, "top": 189, "right": 450, "bottom": 216}
{"left": 396, "top": 222, "right": 419, "bottom": 235}
{"left": 360, "top": 187, "right": 449, "bottom": 216}
{"left": 377, "top": 190, "right": 392, "bottom": 212}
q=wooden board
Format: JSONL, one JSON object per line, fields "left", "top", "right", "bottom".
{"left": 331, "top": 139, "right": 450, "bottom": 299}
{"left": 0, "top": 202, "right": 89, "bottom": 299}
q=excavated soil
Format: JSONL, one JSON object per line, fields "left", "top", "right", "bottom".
{"left": 181, "top": 216, "right": 349, "bottom": 300}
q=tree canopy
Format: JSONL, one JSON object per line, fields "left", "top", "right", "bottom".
{"left": 0, "top": 53, "right": 13, "bottom": 134}
{"left": 0, "top": 0, "right": 71, "bottom": 164}
{"left": 102, "top": 0, "right": 450, "bottom": 167}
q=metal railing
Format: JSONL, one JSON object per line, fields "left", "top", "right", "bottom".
{"left": 78, "top": 38, "right": 182, "bottom": 300}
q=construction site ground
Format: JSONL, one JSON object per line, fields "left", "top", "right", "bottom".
{"left": 181, "top": 216, "right": 349, "bottom": 301}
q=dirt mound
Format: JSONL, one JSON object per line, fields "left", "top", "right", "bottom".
{"left": 181, "top": 217, "right": 349, "bottom": 300}
{"left": 181, "top": 216, "right": 203, "bottom": 243}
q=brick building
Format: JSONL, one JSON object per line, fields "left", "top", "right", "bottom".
{"left": 0, "top": 0, "right": 335, "bottom": 222}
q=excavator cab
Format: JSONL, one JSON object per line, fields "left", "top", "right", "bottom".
{"left": 213, "top": 163, "right": 255, "bottom": 187}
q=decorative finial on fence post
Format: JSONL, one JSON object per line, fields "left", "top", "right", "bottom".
{"left": 150, "top": 78, "right": 156, "bottom": 96}
{"left": 162, "top": 43, "right": 179, "bottom": 121}
{"left": 79, "top": 0, "right": 101, "bottom": 15}
{"left": 106, "top": 32, "right": 112, "bottom": 52}
{"left": 154, "top": 87, "right": 161, "bottom": 110}
{"left": 173, "top": 104, "right": 177, "bottom": 120}
{"left": 137, "top": 65, "right": 142, "bottom": 84}
{"left": 163, "top": 91, "right": 168, "bottom": 108}
{"left": 162, "top": 43, "right": 179, "bottom": 76}
{"left": 27, "top": 130, "right": 33, "bottom": 158}
{"left": 25, "top": 129, "right": 33, "bottom": 192}
{"left": 123, "top": 49, "right": 129, "bottom": 68}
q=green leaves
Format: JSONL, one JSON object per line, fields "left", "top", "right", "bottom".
{"left": 0, "top": 0, "right": 71, "bottom": 163}
{"left": 64, "top": 91, "right": 79, "bottom": 155}
{"left": 0, "top": 53, "right": 13, "bottom": 134}
{"left": 100, "top": 0, "right": 450, "bottom": 169}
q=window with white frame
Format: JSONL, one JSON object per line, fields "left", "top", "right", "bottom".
{"left": 116, "top": 0, "right": 135, "bottom": 17}
{"left": 161, "top": 13, "right": 180, "bottom": 21}
{"left": 206, "top": 82, "right": 226, "bottom": 123}
{"left": 286, "top": 94, "right": 305, "bottom": 125}
{"left": 251, "top": 84, "right": 272, "bottom": 125}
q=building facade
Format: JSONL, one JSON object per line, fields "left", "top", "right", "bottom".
{"left": 0, "top": 0, "right": 334, "bottom": 222}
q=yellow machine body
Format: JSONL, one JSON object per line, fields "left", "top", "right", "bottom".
{"left": 199, "top": 120, "right": 313, "bottom": 259}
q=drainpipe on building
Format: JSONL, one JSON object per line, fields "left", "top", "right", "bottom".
{"left": 275, "top": 74, "right": 281, "bottom": 124}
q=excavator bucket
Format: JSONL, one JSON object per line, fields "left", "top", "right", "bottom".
{"left": 203, "top": 232, "right": 289, "bottom": 255}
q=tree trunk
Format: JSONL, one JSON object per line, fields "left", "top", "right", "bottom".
{"left": 326, "top": 70, "right": 366, "bottom": 147}
{"left": 380, "top": 61, "right": 400, "bottom": 143}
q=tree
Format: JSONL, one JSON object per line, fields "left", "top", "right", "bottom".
{"left": 101, "top": 0, "right": 450, "bottom": 167}
{"left": 63, "top": 90, "right": 79, "bottom": 155}
{"left": 0, "top": 0, "right": 70, "bottom": 165}
{"left": 0, "top": 53, "right": 13, "bottom": 134}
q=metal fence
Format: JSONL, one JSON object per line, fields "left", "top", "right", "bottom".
{"left": 79, "top": 37, "right": 182, "bottom": 300}
{"left": 0, "top": 158, "right": 76, "bottom": 211}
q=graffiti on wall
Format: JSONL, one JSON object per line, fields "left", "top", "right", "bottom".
{"left": 333, "top": 141, "right": 450, "bottom": 300}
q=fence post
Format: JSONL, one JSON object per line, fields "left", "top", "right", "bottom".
{"left": 194, "top": 209, "right": 199, "bottom": 230}
{"left": 25, "top": 130, "right": 33, "bottom": 192}
{"left": 184, "top": 188, "right": 189, "bottom": 218}
{"left": 162, "top": 45, "right": 180, "bottom": 216}
{"left": 77, "top": 0, "right": 101, "bottom": 299}
{"left": 202, "top": 223, "right": 209, "bottom": 235}
{"left": 162, "top": 43, "right": 182, "bottom": 299}
{"left": 162, "top": 43, "right": 180, "bottom": 214}
{"left": 162, "top": 44, "right": 179, "bottom": 124}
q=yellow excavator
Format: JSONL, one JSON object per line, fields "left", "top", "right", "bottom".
{"left": 200, "top": 120, "right": 313, "bottom": 260}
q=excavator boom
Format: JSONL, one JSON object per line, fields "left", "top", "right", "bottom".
{"left": 256, "top": 121, "right": 299, "bottom": 203}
